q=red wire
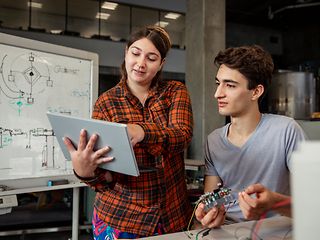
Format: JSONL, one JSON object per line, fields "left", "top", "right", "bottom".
{"left": 252, "top": 198, "right": 291, "bottom": 240}
{"left": 271, "top": 198, "right": 291, "bottom": 209}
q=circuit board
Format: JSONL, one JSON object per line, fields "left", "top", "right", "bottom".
{"left": 198, "top": 184, "right": 234, "bottom": 212}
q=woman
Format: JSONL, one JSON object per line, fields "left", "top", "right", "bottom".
{"left": 64, "top": 25, "right": 193, "bottom": 239}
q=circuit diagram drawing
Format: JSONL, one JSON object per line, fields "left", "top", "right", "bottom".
{"left": 0, "top": 52, "right": 54, "bottom": 114}
{"left": 26, "top": 128, "right": 56, "bottom": 168}
{"left": 0, "top": 40, "right": 92, "bottom": 181}
{"left": 0, "top": 127, "right": 26, "bottom": 148}
{"left": 0, "top": 126, "right": 57, "bottom": 169}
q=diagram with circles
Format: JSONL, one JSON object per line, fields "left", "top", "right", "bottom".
{"left": 0, "top": 43, "right": 93, "bottom": 181}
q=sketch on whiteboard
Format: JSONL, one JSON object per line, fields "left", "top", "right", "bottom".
{"left": 0, "top": 52, "right": 53, "bottom": 112}
{"left": 26, "top": 128, "right": 55, "bottom": 168}
{"left": 0, "top": 126, "right": 56, "bottom": 168}
{"left": 54, "top": 65, "right": 80, "bottom": 75}
{"left": 0, "top": 127, "right": 26, "bottom": 148}
{"left": 0, "top": 40, "right": 93, "bottom": 181}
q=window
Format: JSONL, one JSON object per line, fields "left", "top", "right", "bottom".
{"left": 99, "top": 3, "right": 130, "bottom": 41}
{"left": 68, "top": 0, "right": 99, "bottom": 38}
{"left": 160, "top": 11, "right": 185, "bottom": 49}
{"left": 131, "top": 7, "right": 158, "bottom": 33}
{"left": 30, "top": 0, "right": 65, "bottom": 33}
{"left": 0, "top": 0, "right": 29, "bottom": 30}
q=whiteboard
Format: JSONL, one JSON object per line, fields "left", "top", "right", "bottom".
{"left": 0, "top": 32, "right": 98, "bottom": 184}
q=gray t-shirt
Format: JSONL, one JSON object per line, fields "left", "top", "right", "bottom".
{"left": 205, "top": 114, "right": 306, "bottom": 221}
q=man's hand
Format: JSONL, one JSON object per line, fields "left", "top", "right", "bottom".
{"left": 239, "top": 183, "right": 292, "bottom": 219}
{"left": 239, "top": 183, "right": 276, "bottom": 220}
{"left": 195, "top": 203, "right": 226, "bottom": 228}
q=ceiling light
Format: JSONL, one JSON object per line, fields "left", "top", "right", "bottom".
{"left": 96, "top": 12, "right": 110, "bottom": 20}
{"left": 27, "top": 2, "right": 42, "bottom": 8}
{"left": 164, "top": 12, "right": 181, "bottom": 20}
{"left": 155, "top": 21, "right": 169, "bottom": 28}
{"left": 50, "top": 30, "right": 62, "bottom": 34}
{"left": 102, "top": 1, "right": 118, "bottom": 10}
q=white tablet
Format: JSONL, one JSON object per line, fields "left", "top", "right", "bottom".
{"left": 47, "top": 112, "right": 140, "bottom": 176}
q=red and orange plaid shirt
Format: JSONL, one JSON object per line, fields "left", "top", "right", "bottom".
{"left": 85, "top": 79, "right": 193, "bottom": 236}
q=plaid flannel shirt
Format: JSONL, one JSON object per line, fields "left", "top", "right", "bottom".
{"left": 85, "top": 79, "right": 193, "bottom": 236}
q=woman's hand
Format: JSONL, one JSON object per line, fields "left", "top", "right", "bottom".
{"left": 127, "top": 124, "right": 145, "bottom": 146}
{"left": 63, "top": 129, "right": 114, "bottom": 178}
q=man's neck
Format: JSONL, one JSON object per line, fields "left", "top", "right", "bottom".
{"left": 228, "top": 110, "right": 262, "bottom": 147}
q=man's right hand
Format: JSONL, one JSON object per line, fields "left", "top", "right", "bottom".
{"left": 195, "top": 203, "right": 226, "bottom": 228}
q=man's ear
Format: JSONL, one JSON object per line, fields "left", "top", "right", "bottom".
{"left": 252, "top": 84, "right": 264, "bottom": 101}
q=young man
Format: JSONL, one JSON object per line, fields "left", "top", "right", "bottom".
{"left": 195, "top": 45, "right": 306, "bottom": 228}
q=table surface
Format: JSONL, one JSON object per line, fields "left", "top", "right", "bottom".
{"left": 143, "top": 216, "right": 292, "bottom": 240}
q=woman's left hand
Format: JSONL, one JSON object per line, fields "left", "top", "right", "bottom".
{"left": 127, "top": 124, "right": 145, "bottom": 146}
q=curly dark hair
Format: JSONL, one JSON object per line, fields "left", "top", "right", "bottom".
{"left": 214, "top": 45, "right": 274, "bottom": 100}
{"left": 120, "top": 25, "right": 172, "bottom": 85}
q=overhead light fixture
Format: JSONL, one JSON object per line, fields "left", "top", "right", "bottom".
{"left": 27, "top": 2, "right": 43, "bottom": 8}
{"left": 96, "top": 12, "right": 110, "bottom": 20}
{"left": 101, "top": 1, "right": 118, "bottom": 10}
{"left": 50, "top": 30, "right": 62, "bottom": 34}
{"left": 155, "top": 21, "right": 169, "bottom": 28}
{"left": 164, "top": 12, "right": 181, "bottom": 20}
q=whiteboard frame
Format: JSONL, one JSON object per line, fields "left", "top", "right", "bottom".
{"left": 0, "top": 32, "right": 99, "bottom": 189}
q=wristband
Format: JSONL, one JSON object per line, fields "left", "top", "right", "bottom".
{"left": 73, "top": 169, "right": 98, "bottom": 183}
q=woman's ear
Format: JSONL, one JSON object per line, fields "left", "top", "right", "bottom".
{"left": 252, "top": 84, "right": 264, "bottom": 101}
{"left": 159, "top": 58, "right": 166, "bottom": 71}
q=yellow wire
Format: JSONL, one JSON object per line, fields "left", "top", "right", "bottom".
{"left": 186, "top": 200, "right": 201, "bottom": 236}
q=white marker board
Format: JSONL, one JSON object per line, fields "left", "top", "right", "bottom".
{"left": 0, "top": 32, "right": 98, "bottom": 186}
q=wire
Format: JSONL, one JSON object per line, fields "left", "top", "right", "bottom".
{"left": 185, "top": 200, "right": 201, "bottom": 238}
{"left": 250, "top": 198, "right": 292, "bottom": 240}
{"left": 281, "top": 227, "right": 293, "bottom": 240}
{"left": 250, "top": 218, "right": 265, "bottom": 240}
{"left": 272, "top": 198, "right": 291, "bottom": 209}
{"left": 195, "top": 228, "right": 210, "bottom": 240}
{"left": 183, "top": 230, "right": 192, "bottom": 239}
{"left": 187, "top": 186, "right": 237, "bottom": 239}
{"left": 225, "top": 199, "right": 237, "bottom": 213}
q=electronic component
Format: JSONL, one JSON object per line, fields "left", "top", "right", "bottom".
{"left": 198, "top": 184, "right": 234, "bottom": 212}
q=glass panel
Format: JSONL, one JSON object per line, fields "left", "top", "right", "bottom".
{"left": 160, "top": 11, "right": 185, "bottom": 49}
{"left": 30, "top": 0, "right": 66, "bottom": 33}
{"left": 131, "top": 7, "right": 158, "bottom": 33}
{"left": 0, "top": 1, "right": 186, "bottom": 49}
{"left": 100, "top": 3, "right": 130, "bottom": 41}
{"left": 0, "top": 0, "right": 29, "bottom": 30}
{"left": 68, "top": 0, "right": 99, "bottom": 38}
